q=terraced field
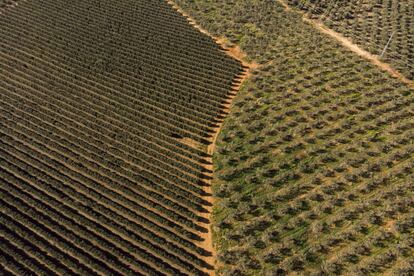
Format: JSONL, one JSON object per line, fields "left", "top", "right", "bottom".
{"left": 0, "top": 0, "right": 243, "bottom": 274}
{"left": 286, "top": 0, "right": 414, "bottom": 80}
{"left": 176, "top": 0, "right": 414, "bottom": 274}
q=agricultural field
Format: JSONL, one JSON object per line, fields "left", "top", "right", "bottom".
{"left": 0, "top": 0, "right": 243, "bottom": 275}
{"left": 0, "top": 0, "right": 18, "bottom": 12}
{"left": 176, "top": 0, "right": 414, "bottom": 274}
{"left": 1, "top": 0, "right": 414, "bottom": 275}
{"left": 286, "top": 0, "right": 414, "bottom": 80}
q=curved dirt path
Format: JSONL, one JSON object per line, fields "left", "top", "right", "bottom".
{"left": 166, "top": 1, "right": 258, "bottom": 275}
{"left": 277, "top": 0, "right": 413, "bottom": 88}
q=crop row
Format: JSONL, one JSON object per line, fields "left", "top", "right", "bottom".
{"left": 0, "top": 83, "right": 207, "bottom": 208}
{"left": 0, "top": 0, "right": 245, "bottom": 273}
{"left": 286, "top": 0, "right": 414, "bottom": 80}
{"left": 175, "top": 0, "right": 414, "bottom": 274}
{"left": 0, "top": 85, "right": 208, "bottom": 207}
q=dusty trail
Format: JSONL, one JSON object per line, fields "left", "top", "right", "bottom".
{"left": 168, "top": 0, "right": 413, "bottom": 274}
{"left": 166, "top": 1, "right": 258, "bottom": 274}
{"left": 277, "top": 0, "right": 414, "bottom": 88}
{"left": 308, "top": 20, "right": 413, "bottom": 87}
{"left": 2, "top": 0, "right": 256, "bottom": 273}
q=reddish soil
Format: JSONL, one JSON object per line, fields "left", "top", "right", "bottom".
{"left": 308, "top": 19, "right": 413, "bottom": 87}
{"left": 166, "top": 1, "right": 259, "bottom": 275}
{"left": 277, "top": 0, "right": 414, "bottom": 88}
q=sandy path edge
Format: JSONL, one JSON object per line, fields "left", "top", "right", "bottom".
{"left": 165, "top": 1, "right": 258, "bottom": 274}
{"left": 277, "top": 0, "right": 413, "bottom": 88}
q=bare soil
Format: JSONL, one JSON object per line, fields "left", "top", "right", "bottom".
{"left": 308, "top": 19, "right": 413, "bottom": 87}
{"left": 179, "top": 137, "right": 202, "bottom": 150}
{"left": 166, "top": 1, "right": 258, "bottom": 274}
{"left": 277, "top": 0, "right": 414, "bottom": 88}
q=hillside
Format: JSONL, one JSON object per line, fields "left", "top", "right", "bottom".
{"left": 176, "top": 0, "right": 414, "bottom": 274}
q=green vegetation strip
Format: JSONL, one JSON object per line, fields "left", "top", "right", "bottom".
{"left": 176, "top": 0, "right": 414, "bottom": 274}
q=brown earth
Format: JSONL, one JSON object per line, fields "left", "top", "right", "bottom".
{"left": 277, "top": 0, "right": 414, "bottom": 88}
{"left": 166, "top": 1, "right": 258, "bottom": 275}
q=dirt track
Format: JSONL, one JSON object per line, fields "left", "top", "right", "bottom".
{"left": 278, "top": 0, "right": 413, "bottom": 88}
{"left": 166, "top": 1, "right": 258, "bottom": 275}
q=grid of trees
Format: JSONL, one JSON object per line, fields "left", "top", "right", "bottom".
{"left": 176, "top": 0, "right": 414, "bottom": 274}
{"left": 286, "top": 0, "right": 414, "bottom": 80}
